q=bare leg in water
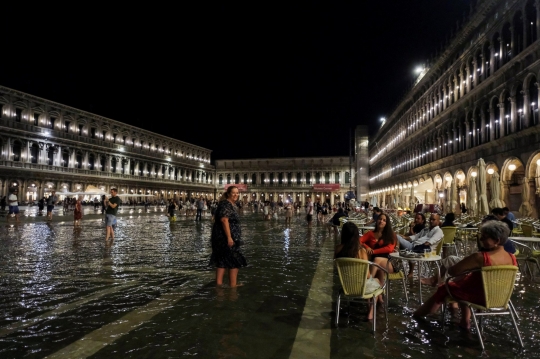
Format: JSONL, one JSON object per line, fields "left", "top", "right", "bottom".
{"left": 216, "top": 268, "right": 243, "bottom": 287}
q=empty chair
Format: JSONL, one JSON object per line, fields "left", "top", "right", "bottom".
{"left": 441, "top": 227, "right": 458, "bottom": 257}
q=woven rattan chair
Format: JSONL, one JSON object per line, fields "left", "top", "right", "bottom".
{"left": 443, "top": 265, "right": 523, "bottom": 350}
{"left": 441, "top": 227, "right": 458, "bottom": 256}
{"left": 511, "top": 239, "right": 540, "bottom": 279}
{"left": 385, "top": 257, "right": 408, "bottom": 307}
{"left": 520, "top": 224, "right": 533, "bottom": 237}
{"left": 334, "top": 258, "right": 388, "bottom": 333}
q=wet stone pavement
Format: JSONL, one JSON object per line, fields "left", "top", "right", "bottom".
{"left": 0, "top": 209, "right": 539, "bottom": 358}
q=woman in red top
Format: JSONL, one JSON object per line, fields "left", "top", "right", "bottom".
{"left": 413, "top": 220, "right": 517, "bottom": 330}
{"left": 360, "top": 213, "right": 397, "bottom": 287}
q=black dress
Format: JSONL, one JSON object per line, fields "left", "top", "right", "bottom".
{"left": 209, "top": 200, "right": 247, "bottom": 269}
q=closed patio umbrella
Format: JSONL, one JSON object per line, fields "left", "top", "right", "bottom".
{"left": 410, "top": 186, "right": 415, "bottom": 210}
{"left": 519, "top": 177, "right": 533, "bottom": 217}
{"left": 467, "top": 176, "right": 477, "bottom": 216}
{"left": 424, "top": 190, "right": 428, "bottom": 204}
{"left": 477, "top": 159, "right": 489, "bottom": 216}
{"left": 489, "top": 171, "right": 505, "bottom": 209}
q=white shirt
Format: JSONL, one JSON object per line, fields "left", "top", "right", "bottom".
{"left": 8, "top": 194, "right": 18, "bottom": 207}
{"left": 307, "top": 202, "right": 314, "bottom": 215}
{"left": 409, "top": 226, "right": 444, "bottom": 250}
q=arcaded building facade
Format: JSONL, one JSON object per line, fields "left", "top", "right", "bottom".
{"left": 369, "top": 0, "right": 540, "bottom": 216}
{"left": 215, "top": 157, "right": 354, "bottom": 204}
{"left": 0, "top": 86, "right": 215, "bottom": 201}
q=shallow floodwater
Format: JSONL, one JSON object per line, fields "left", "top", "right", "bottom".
{"left": 0, "top": 211, "right": 539, "bottom": 358}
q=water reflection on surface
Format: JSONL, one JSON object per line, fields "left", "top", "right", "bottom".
{"left": 0, "top": 212, "right": 538, "bottom": 358}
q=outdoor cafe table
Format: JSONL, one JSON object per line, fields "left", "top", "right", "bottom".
{"left": 509, "top": 236, "right": 540, "bottom": 250}
{"left": 389, "top": 252, "right": 441, "bottom": 303}
{"left": 509, "top": 237, "right": 540, "bottom": 243}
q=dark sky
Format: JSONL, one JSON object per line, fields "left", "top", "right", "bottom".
{"left": 0, "top": 1, "right": 471, "bottom": 160}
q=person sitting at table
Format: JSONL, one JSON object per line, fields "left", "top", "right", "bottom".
{"left": 440, "top": 212, "right": 455, "bottom": 227}
{"left": 398, "top": 214, "right": 443, "bottom": 278}
{"left": 422, "top": 215, "right": 516, "bottom": 288}
{"left": 492, "top": 207, "right": 513, "bottom": 231}
{"left": 408, "top": 213, "right": 426, "bottom": 235}
{"left": 335, "top": 222, "right": 382, "bottom": 320}
{"left": 365, "top": 207, "right": 382, "bottom": 226}
{"left": 329, "top": 207, "right": 348, "bottom": 234}
{"left": 360, "top": 213, "right": 397, "bottom": 287}
{"left": 413, "top": 220, "right": 517, "bottom": 330}
{"left": 503, "top": 207, "right": 515, "bottom": 222}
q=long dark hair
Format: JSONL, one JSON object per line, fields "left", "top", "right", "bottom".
{"left": 374, "top": 213, "right": 396, "bottom": 246}
{"left": 340, "top": 222, "right": 361, "bottom": 258}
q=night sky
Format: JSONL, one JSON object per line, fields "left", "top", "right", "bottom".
{"left": 0, "top": 1, "right": 471, "bottom": 160}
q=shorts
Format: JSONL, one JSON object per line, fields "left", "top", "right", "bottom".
{"left": 47, "top": 205, "right": 54, "bottom": 212}
{"left": 306, "top": 214, "right": 313, "bottom": 222}
{"left": 106, "top": 214, "right": 117, "bottom": 227}
{"left": 8, "top": 206, "right": 19, "bottom": 214}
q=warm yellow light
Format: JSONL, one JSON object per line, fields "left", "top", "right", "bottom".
{"left": 487, "top": 168, "right": 494, "bottom": 175}
{"left": 509, "top": 164, "right": 517, "bottom": 171}
{"left": 471, "top": 171, "right": 477, "bottom": 177}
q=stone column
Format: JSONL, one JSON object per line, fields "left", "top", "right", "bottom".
{"left": 453, "top": 77, "right": 459, "bottom": 103}
{"left": 509, "top": 96, "right": 517, "bottom": 133}
{"left": 489, "top": 106, "right": 496, "bottom": 140}
{"left": 466, "top": 65, "right": 472, "bottom": 93}
{"left": 56, "top": 148, "right": 62, "bottom": 167}
{"left": 490, "top": 43, "right": 496, "bottom": 73}
{"left": 472, "top": 119, "right": 477, "bottom": 148}
{"left": 83, "top": 151, "right": 89, "bottom": 169}
{"left": 472, "top": 59, "right": 478, "bottom": 87}
{"left": 458, "top": 71, "right": 464, "bottom": 98}
{"left": 498, "top": 103, "right": 505, "bottom": 138}
{"left": 523, "top": 90, "right": 531, "bottom": 128}
{"left": 510, "top": 26, "right": 515, "bottom": 62}
{"left": 481, "top": 53, "right": 486, "bottom": 81}
{"left": 503, "top": 182, "right": 511, "bottom": 210}
{"left": 38, "top": 143, "right": 46, "bottom": 164}
{"left": 442, "top": 86, "right": 448, "bottom": 110}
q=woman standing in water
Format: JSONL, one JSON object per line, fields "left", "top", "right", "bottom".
{"left": 210, "top": 186, "right": 247, "bottom": 287}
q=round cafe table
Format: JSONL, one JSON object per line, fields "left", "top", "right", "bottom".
{"left": 389, "top": 252, "right": 441, "bottom": 303}
{"left": 509, "top": 236, "right": 540, "bottom": 243}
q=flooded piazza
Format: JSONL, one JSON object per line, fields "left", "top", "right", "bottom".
{"left": 0, "top": 208, "right": 539, "bottom": 359}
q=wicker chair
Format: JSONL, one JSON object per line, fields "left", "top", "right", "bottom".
{"left": 443, "top": 265, "right": 523, "bottom": 350}
{"left": 520, "top": 224, "right": 533, "bottom": 237}
{"left": 511, "top": 239, "right": 540, "bottom": 279}
{"left": 385, "top": 257, "right": 408, "bottom": 308}
{"left": 441, "top": 227, "right": 458, "bottom": 257}
{"left": 334, "top": 258, "right": 388, "bottom": 333}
